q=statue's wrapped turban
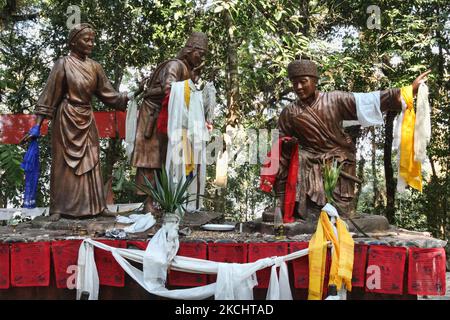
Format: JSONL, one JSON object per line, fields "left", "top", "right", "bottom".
{"left": 68, "top": 23, "right": 95, "bottom": 45}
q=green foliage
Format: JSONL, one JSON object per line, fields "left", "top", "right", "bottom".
{"left": 109, "top": 162, "right": 142, "bottom": 204}
{"left": 0, "top": 144, "right": 24, "bottom": 207}
{"left": 0, "top": 0, "right": 448, "bottom": 242}
{"left": 0, "top": 145, "right": 22, "bottom": 185}
{"left": 396, "top": 177, "right": 449, "bottom": 239}
{"left": 322, "top": 159, "right": 343, "bottom": 206}
{"left": 135, "top": 167, "right": 195, "bottom": 219}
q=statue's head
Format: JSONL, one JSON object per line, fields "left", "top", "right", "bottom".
{"left": 287, "top": 58, "right": 319, "bottom": 101}
{"left": 68, "top": 23, "right": 96, "bottom": 58}
{"left": 177, "top": 32, "right": 208, "bottom": 69}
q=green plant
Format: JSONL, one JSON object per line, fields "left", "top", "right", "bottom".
{"left": 324, "top": 159, "right": 371, "bottom": 237}
{"left": 0, "top": 145, "right": 25, "bottom": 207}
{"left": 322, "top": 159, "right": 343, "bottom": 205}
{"left": 134, "top": 167, "right": 195, "bottom": 219}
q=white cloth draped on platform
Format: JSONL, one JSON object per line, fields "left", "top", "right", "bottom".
{"left": 166, "top": 80, "right": 210, "bottom": 212}
{"left": 267, "top": 258, "right": 293, "bottom": 300}
{"left": 76, "top": 236, "right": 314, "bottom": 300}
{"left": 116, "top": 213, "right": 155, "bottom": 233}
{"left": 143, "top": 217, "right": 180, "bottom": 290}
{"left": 76, "top": 240, "right": 99, "bottom": 300}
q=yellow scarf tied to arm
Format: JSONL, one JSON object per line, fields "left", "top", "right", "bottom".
{"left": 308, "top": 210, "right": 354, "bottom": 300}
{"left": 399, "top": 85, "right": 422, "bottom": 191}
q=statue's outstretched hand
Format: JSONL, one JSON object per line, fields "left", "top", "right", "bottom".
{"left": 134, "top": 76, "right": 148, "bottom": 97}
{"left": 412, "top": 70, "right": 431, "bottom": 96}
{"left": 20, "top": 116, "right": 44, "bottom": 144}
{"left": 19, "top": 133, "right": 31, "bottom": 145}
{"left": 19, "top": 124, "right": 41, "bottom": 144}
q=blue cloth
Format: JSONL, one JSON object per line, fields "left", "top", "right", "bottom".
{"left": 21, "top": 125, "right": 41, "bottom": 208}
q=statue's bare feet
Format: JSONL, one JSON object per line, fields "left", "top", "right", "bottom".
{"left": 99, "top": 208, "right": 118, "bottom": 218}
{"left": 49, "top": 213, "right": 61, "bottom": 222}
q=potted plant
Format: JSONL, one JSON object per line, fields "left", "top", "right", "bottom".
{"left": 322, "top": 159, "right": 343, "bottom": 206}
{"left": 322, "top": 159, "right": 368, "bottom": 236}
{"left": 135, "top": 167, "right": 195, "bottom": 224}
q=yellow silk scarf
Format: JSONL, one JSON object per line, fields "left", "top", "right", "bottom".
{"left": 308, "top": 211, "right": 354, "bottom": 300}
{"left": 399, "top": 85, "right": 422, "bottom": 191}
{"left": 183, "top": 80, "right": 194, "bottom": 176}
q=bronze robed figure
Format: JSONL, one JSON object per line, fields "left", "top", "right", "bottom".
{"left": 24, "top": 23, "right": 130, "bottom": 219}
{"left": 274, "top": 59, "right": 430, "bottom": 221}
{"left": 131, "top": 32, "right": 208, "bottom": 214}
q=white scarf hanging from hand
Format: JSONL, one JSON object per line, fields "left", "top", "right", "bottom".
{"left": 414, "top": 82, "right": 431, "bottom": 163}
{"left": 125, "top": 92, "right": 139, "bottom": 161}
{"left": 393, "top": 98, "right": 407, "bottom": 192}
{"left": 203, "top": 81, "right": 217, "bottom": 124}
{"left": 166, "top": 80, "right": 209, "bottom": 212}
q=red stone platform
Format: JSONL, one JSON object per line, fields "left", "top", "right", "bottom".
{"left": 0, "top": 238, "right": 446, "bottom": 300}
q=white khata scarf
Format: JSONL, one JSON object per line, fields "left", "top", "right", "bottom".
{"left": 166, "top": 80, "right": 210, "bottom": 212}
{"left": 414, "top": 82, "right": 431, "bottom": 163}
{"left": 352, "top": 91, "right": 383, "bottom": 127}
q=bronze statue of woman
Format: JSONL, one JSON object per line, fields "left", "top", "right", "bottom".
{"left": 23, "top": 23, "right": 130, "bottom": 220}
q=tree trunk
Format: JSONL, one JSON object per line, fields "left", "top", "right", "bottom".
{"left": 216, "top": 9, "right": 240, "bottom": 214}
{"left": 102, "top": 66, "right": 124, "bottom": 184}
{"left": 355, "top": 156, "right": 366, "bottom": 204}
{"left": 371, "top": 127, "right": 379, "bottom": 210}
{"left": 224, "top": 9, "right": 240, "bottom": 127}
{"left": 435, "top": 5, "right": 448, "bottom": 240}
{"left": 300, "top": 0, "right": 310, "bottom": 36}
{"left": 384, "top": 111, "right": 396, "bottom": 224}
{"left": 0, "top": 182, "right": 5, "bottom": 208}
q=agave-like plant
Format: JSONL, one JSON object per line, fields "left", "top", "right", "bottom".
{"left": 322, "top": 159, "right": 370, "bottom": 236}
{"left": 135, "top": 167, "right": 195, "bottom": 219}
{"left": 322, "top": 159, "right": 343, "bottom": 205}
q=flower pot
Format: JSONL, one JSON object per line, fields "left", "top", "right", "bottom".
{"left": 163, "top": 213, "right": 180, "bottom": 225}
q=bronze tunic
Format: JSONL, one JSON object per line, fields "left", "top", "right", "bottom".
{"left": 35, "top": 55, "right": 128, "bottom": 217}
{"left": 276, "top": 89, "right": 402, "bottom": 219}
{"left": 131, "top": 59, "right": 190, "bottom": 191}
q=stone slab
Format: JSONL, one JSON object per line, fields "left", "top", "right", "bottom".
{"left": 0, "top": 207, "right": 48, "bottom": 221}
{"left": 181, "top": 211, "right": 224, "bottom": 227}
{"left": 0, "top": 203, "right": 142, "bottom": 221}
{"left": 263, "top": 211, "right": 390, "bottom": 232}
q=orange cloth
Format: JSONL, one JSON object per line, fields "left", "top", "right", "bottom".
{"left": 183, "top": 80, "right": 194, "bottom": 176}
{"left": 308, "top": 211, "right": 354, "bottom": 300}
{"left": 399, "top": 85, "right": 422, "bottom": 191}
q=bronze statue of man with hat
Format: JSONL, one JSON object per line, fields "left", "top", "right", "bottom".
{"left": 270, "top": 58, "right": 430, "bottom": 222}
{"left": 131, "top": 32, "right": 208, "bottom": 214}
